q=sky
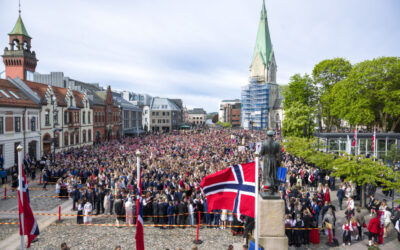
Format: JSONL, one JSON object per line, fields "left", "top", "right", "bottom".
{"left": 0, "top": 0, "right": 399, "bottom": 112}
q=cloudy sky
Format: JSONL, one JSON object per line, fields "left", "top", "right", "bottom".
{"left": 1, "top": 0, "right": 399, "bottom": 112}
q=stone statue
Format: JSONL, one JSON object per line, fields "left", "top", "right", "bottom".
{"left": 259, "top": 130, "right": 281, "bottom": 198}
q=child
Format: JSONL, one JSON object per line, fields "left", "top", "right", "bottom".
{"left": 342, "top": 219, "right": 353, "bottom": 246}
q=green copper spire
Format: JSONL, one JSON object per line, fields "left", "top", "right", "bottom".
{"left": 251, "top": 0, "right": 273, "bottom": 67}
{"left": 9, "top": 15, "right": 31, "bottom": 38}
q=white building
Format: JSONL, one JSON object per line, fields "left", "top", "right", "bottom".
{"left": 0, "top": 79, "right": 41, "bottom": 169}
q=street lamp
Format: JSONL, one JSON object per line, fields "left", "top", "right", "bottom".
{"left": 51, "top": 96, "right": 58, "bottom": 165}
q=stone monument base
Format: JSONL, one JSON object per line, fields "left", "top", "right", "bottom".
{"left": 257, "top": 197, "right": 288, "bottom": 250}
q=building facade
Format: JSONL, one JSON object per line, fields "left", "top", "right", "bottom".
{"left": 187, "top": 108, "right": 207, "bottom": 126}
{"left": 223, "top": 102, "right": 241, "bottom": 127}
{"left": 0, "top": 79, "right": 41, "bottom": 169}
{"left": 218, "top": 99, "right": 241, "bottom": 123}
{"left": 147, "top": 97, "right": 182, "bottom": 132}
{"left": 241, "top": 0, "right": 283, "bottom": 130}
{"left": 112, "top": 92, "right": 142, "bottom": 136}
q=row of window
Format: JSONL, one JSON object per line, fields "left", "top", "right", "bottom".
{"left": 61, "top": 130, "right": 92, "bottom": 147}
{"left": 0, "top": 116, "right": 37, "bottom": 134}
{"left": 152, "top": 111, "right": 170, "bottom": 116}
{"left": 152, "top": 119, "right": 170, "bottom": 124}
{"left": 45, "top": 110, "right": 91, "bottom": 126}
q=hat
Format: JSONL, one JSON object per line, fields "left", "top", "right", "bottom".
{"left": 267, "top": 130, "right": 275, "bottom": 136}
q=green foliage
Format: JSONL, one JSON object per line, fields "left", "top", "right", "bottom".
{"left": 216, "top": 121, "right": 232, "bottom": 128}
{"left": 385, "top": 144, "right": 400, "bottom": 164}
{"left": 312, "top": 58, "right": 352, "bottom": 131}
{"left": 282, "top": 74, "right": 317, "bottom": 109}
{"left": 282, "top": 102, "right": 314, "bottom": 137}
{"left": 283, "top": 137, "right": 400, "bottom": 194}
{"left": 330, "top": 57, "right": 400, "bottom": 131}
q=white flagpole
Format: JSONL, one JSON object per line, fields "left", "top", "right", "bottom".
{"left": 17, "top": 145, "right": 25, "bottom": 250}
{"left": 136, "top": 150, "right": 141, "bottom": 189}
{"left": 255, "top": 152, "right": 260, "bottom": 250}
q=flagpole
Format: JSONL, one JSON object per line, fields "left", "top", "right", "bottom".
{"left": 255, "top": 152, "right": 260, "bottom": 250}
{"left": 136, "top": 150, "right": 141, "bottom": 193}
{"left": 17, "top": 145, "right": 25, "bottom": 250}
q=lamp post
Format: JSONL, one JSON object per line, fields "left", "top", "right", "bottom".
{"left": 51, "top": 96, "right": 58, "bottom": 165}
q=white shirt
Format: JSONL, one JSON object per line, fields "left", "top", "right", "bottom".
{"left": 347, "top": 199, "right": 354, "bottom": 210}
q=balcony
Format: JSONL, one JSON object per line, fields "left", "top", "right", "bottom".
{"left": 68, "top": 122, "right": 80, "bottom": 128}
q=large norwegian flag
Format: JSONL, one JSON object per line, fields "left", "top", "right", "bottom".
{"left": 200, "top": 162, "right": 255, "bottom": 218}
{"left": 135, "top": 168, "right": 144, "bottom": 250}
{"left": 18, "top": 167, "right": 40, "bottom": 248}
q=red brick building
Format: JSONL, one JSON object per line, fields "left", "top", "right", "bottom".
{"left": 93, "top": 86, "right": 121, "bottom": 143}
{"left": 223, "top": 103, "right": 241, "bottom": 127}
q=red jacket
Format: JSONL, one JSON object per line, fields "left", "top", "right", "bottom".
{"left": 368, "top": 217, "right": 380, "bottom": 234}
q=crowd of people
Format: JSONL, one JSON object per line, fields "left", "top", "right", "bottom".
{"left": 18, "top": 129, "right": 265, "bottom": 236}
{"left": 5, "top": 127, "right": 400, "bottom": 248}
{"left": 281, "top": 153, "right": 400, "bottom": 247}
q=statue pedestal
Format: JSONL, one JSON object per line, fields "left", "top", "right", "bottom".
{"left": 257, "top": 197, "right": 288, "bottom": 250}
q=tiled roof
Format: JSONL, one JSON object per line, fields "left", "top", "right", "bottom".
{"left": 24, "top": 80, "right": 69, "bottom": 106}
{"left": 0, "top": 79, "right": 39, "bottom": 108}
{"left": 73, "top": 90, "right": 84, "bottom": 108}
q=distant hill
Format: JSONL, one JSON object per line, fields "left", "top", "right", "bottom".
{"left": 207, "top": 112, "right": 217, "bottom": 119}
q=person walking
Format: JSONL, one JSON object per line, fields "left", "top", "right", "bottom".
{"left": 77, "top": 199, "right": 84, "bottom": 224}
{"left": 368, "top": 213, "right": 380, "bottom": 246}
{"left": 125, "top": 197, "right": 134, "bottom": 225}
{"left": 83, "top": 199, "right": 93, "bottom": 225}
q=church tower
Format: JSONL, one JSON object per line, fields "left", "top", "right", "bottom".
{"left": 250, "top": 0, "right": 277, "bottom": 83}
{"left": 2, "top": 11, "right": 38, "bottom": 80}
{"left": 241, "top": 0, "right": 281, "bottom": 130}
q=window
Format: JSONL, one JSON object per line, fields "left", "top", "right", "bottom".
{"left": 152, "top": 119, "right": 155, "bottom": 124}
{"left": 82, "top": 111, "right": 86, "bottom": 124}
{"left": 166, "top": 112, "right": 169, "bottom": 116}
{"left": 45, "top": 110, "right": 50, "bottom": 126}
{"left": 88, "top": 130, "right": 92, "bottom": 142}
{"left": 162, "top": 112, "right": 165, "bottom": 116}
{"left": 156, "top": 112, "right": 159, "bottom": 116}
{"left": 31, "top": 117, "right": 36, "bottom": 131}
{"left": 54, "top": 111, "right": 58, "bottom": 125}
{"left": 15, "top": 117, "right": 21, "bottom": 132}
{"left": 152, "top": 112, "right": 155, "bottom": 116}
{"left": 64, "top": 111, "right": 68, "bottom": 124}
{"left": 88, "top": 111, "right": 91, "bottom": 124}
{"left": 64, "top": 132, "right": 69, "bottom": 146}
{"left": 83, "top": 130, "right": 86, "bottom": 143}
{"left": 75, "top": 133, "right": 79, "bottom": 144}
{"left": 0, "top": 117, "right": 3, "bottom": 134}
{"left": 70, "top": 133, "right": 74, "bottom": 145}
{"left": 95, "top": 112, "right": 97, "bottom": 123}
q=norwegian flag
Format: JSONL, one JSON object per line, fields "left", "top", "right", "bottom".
{"left": 372, "top": 126, "right": 376, "bottom": 151}
{"left": 352, "top": 126, "right": 358, "bottom": 147}
{"left": 18, "top": 167, "right": 40, "bottom": 248}
{"left": 200, "top": 162, "right": 255, "bottom": 218}
{"left": 135, "top": 167, "right": 144, "bottom": 250}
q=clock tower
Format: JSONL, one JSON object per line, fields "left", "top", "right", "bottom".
{"left": 2, "top": 13, "right": 38, "bottom": 80}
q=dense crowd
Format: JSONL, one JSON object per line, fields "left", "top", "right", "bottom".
{"left": 5, "top": 128, "right": 400, "bottom": 248}
{"left": 15, "top": 129, "right": 265, "bottom": 237}
{"left": 281, "top": 153, "right": 400, "bottom": 247}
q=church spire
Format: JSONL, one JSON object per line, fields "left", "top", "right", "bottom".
{"left": 261, "top": 0, "right": 267, "bottom": 19}
{"left": 251, "top": 0, "right": 273, "bottom": 67}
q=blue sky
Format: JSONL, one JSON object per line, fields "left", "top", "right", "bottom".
{"left": 1, "top": 0, "right": 399, "bottom": 112}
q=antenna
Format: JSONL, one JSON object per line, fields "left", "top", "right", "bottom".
{"left": 19, "top": 0, "right": 21, "bottom": 15}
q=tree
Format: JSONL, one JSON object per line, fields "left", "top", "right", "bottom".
{"left": 312, "top": 58, "right": 352, "bottom": 132}
{"left": 212, "top": 114, "right": 218, "bottom": 123}
{"left": 282, "top": 102, "right": 314, "bottom": 137}
{"left": 282, "top": 74, "right": 317, "bottom": 109}
{"left": 330, "top": 57, "right": 400, "bottom": 131}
